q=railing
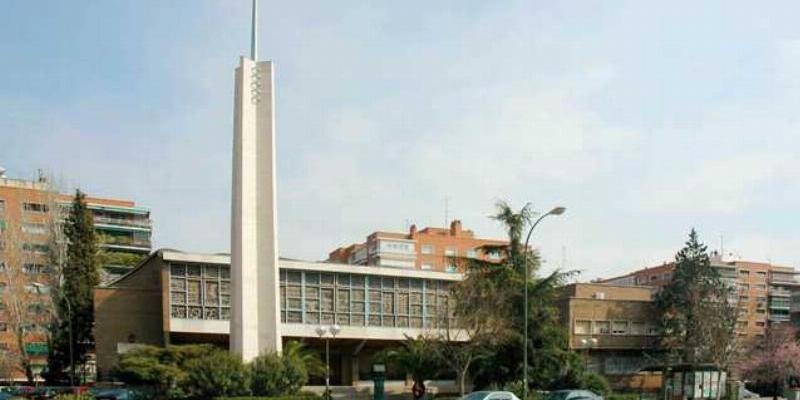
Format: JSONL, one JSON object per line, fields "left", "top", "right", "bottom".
{"left": 94, "top": 215, "right": 151, "bottom": 228}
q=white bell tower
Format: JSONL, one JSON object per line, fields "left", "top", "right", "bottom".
{"left": 230, "top": 0, "right": 282, "bottom": 361}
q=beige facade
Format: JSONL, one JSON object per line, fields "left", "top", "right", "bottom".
{"left": 556, "top": 283, "right": 661, "bottom": 389}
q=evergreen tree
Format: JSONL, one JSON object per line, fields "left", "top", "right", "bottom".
{"left": 655, "top": 229, "right": 738, "bottom": 367}
{"left": 47, "top": 190, "right": 99, "bottom": 384}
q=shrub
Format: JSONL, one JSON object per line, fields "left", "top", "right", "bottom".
{"left": 250, "top": 341, "right": 323, "bottom": 396}
{"left": 580, "top": 372, "right": 611, "bottom": 396}
{"left": 182, "top": 349, "right": 251, "bottom": 399}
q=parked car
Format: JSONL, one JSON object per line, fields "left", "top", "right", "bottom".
{"left": 461, "top": 391, "right": 522, "bottom": 400}
{"left": 544, "top": 389, "right": 604, "bottom": 400}
{"left": 89, "top": 387, "right": 132, "bottom": 400}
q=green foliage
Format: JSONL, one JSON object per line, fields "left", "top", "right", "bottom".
{"left": 115, "top": 344, "right": 221, "bottom": 399}
{"left": 250, "top": 341, "right": 323, "bottom": 396}
{"left": 97, "top": 249, "right": 146, "bottom": 267}
{"left": 655, "top": 229, "right": 738, "bottom": 366}
{"left": 580, "top": 372, "right": 611, "bottom": 396}
{"left": 380, "top": 335, "right": 441, "bottom": 384}
{"left": 461, "top": 202, "right": 577, "bottom": 392}
{"left": 183, "top": 349, "right": 251, "bottom": 399}
{"left": 54, "top": 395, "right": 93, "bottom": 400}
{"left": 47, "top": 190, "right": 100, "bottom": 383}
{"left": 214, "top": 397, "right": 319, "bottom": 400}
{"left": 607, "top": 394, "right": 641, "bottom": 400}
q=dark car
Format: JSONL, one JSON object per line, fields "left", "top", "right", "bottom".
{"left": 89, "top": 387, "right": 132, "bottom": 400}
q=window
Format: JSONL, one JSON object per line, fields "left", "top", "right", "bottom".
{"left": 756, "top": 308, "right": 766, "bottom": 314}
{"left": 22, "top": 223, "right": 47, "bottom": 235}
{"left": 757, "top": 296, "right": 767, "bottom": 302}
{"left": 421, "top": 263, "right": 432, "bottom": 270}
{"left": 0, "top": 283, "right": 5, "bottom": 294}
{"left": 445, "top": 247, "right": 457, "bottom": 257}
{"left": 421, "top": 245, "right": 434, "bottom": 255}
{"left": 650, "top": 275, "right": 658, "bottom": 281}
{"left": 739, "top": 270, "right": 750, "bottom": 276}
{"left": 612, "top": 321, "right": 628, "bottom": 335}
{"left": 630, "top": 322, "right": 645, "bottom": 335}
{"left": 756, "top": 271, "right": 767, "bottom": 278}
{"left": 645, "top": 324, "right": 659, "bottom": 336}
{"left": 488, "top": 250, "right": 501, "bottom": 260}
{"left": 755, "top": 321, "right": 766, "bottom": 327}
{"left": 0, "top": 322, "right": 7, "bottom": 332}
{"left": 446, "top": 264, "right": 457, "bottom": 273}
{"left": 739, "top": 283, "right": 749, "bottom": 291}
{"left": 574, "top": 320, "right": 591, "bottom": 335}
{"left": 593, "top": 321, "right": 610, "bottom": 335}
{"left": 23, "top": 202, "right": 48, "bottom": 213}
{"left": 22, "top": 243, "right": 49, "bottom": 254}
{"left": 23, "top": 264, "right": 49, "bottom": 274}
{"left": 0, "top": 199, "right": 5, "bottom": 211}
{"left": 739, "top": 295, "right": 749, "bottom": 302}
{"left": 466, "top": 248, "right": 478, "bottom": 258}
{"left": 736, "top": 321, "right": 748, "bottom": 330}
{"left": 755, "top": 284, "right": 766, "bottom": 291}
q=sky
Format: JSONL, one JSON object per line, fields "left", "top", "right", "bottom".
{"left": 2, "top": 1, "right": 800, "bottom": 280}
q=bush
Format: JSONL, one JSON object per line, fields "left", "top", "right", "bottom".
{"left": 608, "top": 394, "right": 640, "bottom": 400}
{"left": 215, "top": 397, "right": 319, "bottom": 400}
{"left": 183, "top": 349, "right": 251, "bottom": 399}
{"left": 580, "top": 372, "right": 611, "bottom": 396}
{"left": 250, "top": 341, "right": 323, "bottom": 396}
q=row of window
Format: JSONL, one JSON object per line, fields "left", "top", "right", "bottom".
{"left": 0, "top": 322, "right": 49, "bottom": 333}
{"left": 0, "top": 283, "right": 51, "bottom": 294}
{"left": 420, "top": 244, "right": 500, "bottom": 259}
{"left": 169, "top": 263, "right": 230, "bottom": 320}
{"left": 280, "top": 269, "right": 455, "bottom": 329}
{"left": 573, "top": 320, "right": 659, "bottom": 336}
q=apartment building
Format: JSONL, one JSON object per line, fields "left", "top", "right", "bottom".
{"left": 0, "top": 169, "right": 151, "bottom": 381}
{"left": 601, "top": 254, "right": 798, "bottom": 338}
{"left": 555, "top": 283, "right": 662, "bottom": 390}
{"left": 327, "top": 220, "right": 507, "bottom": 272}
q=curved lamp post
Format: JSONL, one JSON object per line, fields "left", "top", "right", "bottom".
{"left": 316, "top": 324, "right": 341, "bottom": 396}
{"left": 522, "top": 206, "right": 566, "bottom": 399}
{"left": 32, "top": 282, "right": 74, "bottom": 386}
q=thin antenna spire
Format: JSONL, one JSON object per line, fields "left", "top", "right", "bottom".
{"left": 250, "top": 0, "right": 258, "bottom": 60}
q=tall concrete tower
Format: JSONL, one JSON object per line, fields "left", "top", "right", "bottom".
{"left": 230, "top": 0, "right": 281, "bottom": 361}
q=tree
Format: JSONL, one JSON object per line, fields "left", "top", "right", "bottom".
{"left": 655, "top": 229, "right": 738, "bottom": 367}
{"left": 380, "top": 335, "right": 442, "bottom": 398}
{"left": 250, "top": 341, "right": 325, "bottom": 396}
{"left": 739, "top": 325, "right": 800, "bottom": 399}
{"left": 115, "top": 344, "right": 221, "bottom": 399}
{"left": 439, "top": 202, "right": 577, "bottom": 395}
{"left": 47, "top": 190, "right": 100, "bottom": 384}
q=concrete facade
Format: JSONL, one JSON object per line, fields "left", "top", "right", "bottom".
{"left": 230, "top": 56, "right": 281, "bottom": 361}
{"left": 94, "top": 249, "right": 464, "bottom": 384}
{"left": 555, "top": 283, "right": 661, "bottom": 390}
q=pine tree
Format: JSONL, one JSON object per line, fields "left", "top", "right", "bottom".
{"left": 46, "top": 190, "right": 99, "bottom": 384}
{"left": 655, "top": 229, "right": 738, "bottom": 367}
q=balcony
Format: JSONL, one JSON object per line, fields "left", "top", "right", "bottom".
{"left": 94, "top": 215, "right": 151, "bottom": 229}
{"left": 768, "top": 314, "right": 791, "bottom": 323}
{"left": 572, "top": 334, "right": 658, "bottom": 350}
{"left": 769, "top": 288, "right": 792, "bottom": 297}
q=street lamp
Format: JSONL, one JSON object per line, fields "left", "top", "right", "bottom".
{"left": 522, "top": 206, "right": 566, "bottom": 399}
{"left": 316, "top": 324, "right": 341, "bottom": 396}
{"left": 32, "top": 282, "right": 74, "bottom": 387}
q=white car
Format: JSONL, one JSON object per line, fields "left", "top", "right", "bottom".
{"left": 545, "top": 389, "right": 604, "bottom": 400}
{"left": 460, "top": 391, "right": 521, "bottom": 400}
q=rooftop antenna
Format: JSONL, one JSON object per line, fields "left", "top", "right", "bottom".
{"left": 250, "top": 0, "right": 258, "bottom": 60}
